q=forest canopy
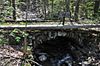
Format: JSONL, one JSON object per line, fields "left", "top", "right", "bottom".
{"left": 0, "top": 0, "right": 100, "bottom": 23}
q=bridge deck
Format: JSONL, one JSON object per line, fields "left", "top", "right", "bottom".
{"left": 0, "top": 24, "right": 100, "bottom": 30}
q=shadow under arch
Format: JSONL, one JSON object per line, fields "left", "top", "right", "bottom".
{"left": 34, "top": 36, "right": 84, "bottom": 66}
{"left": 36, "top": 36, "right": 81, "bottom": 59}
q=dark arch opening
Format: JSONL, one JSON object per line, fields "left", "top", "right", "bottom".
{"left": 35, "top": 36, "right": 80, "bottom": 59}
{"left": 34, "top": 36, "right": 82, "bottom": 66}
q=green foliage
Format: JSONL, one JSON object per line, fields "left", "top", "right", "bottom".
{"left": 0, "top": 0, "right": 13, "bottom": 22}
{"left": 48, "top": 0, "right": 65, "bottom": 19}
{"left": 0, "top": 0, "right": 100, "bottom": 23}
{"left": 10, "top": 29, "right": 28, "bottom": 43}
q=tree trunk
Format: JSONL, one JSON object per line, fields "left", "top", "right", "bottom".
{"left": 74, "top": 0, "right": 81, "bottom": 22}
{"left": 65, "top": 0, "right": 70, "bottom": 12}
{"left": 43, "top": 0, "right": 47, "bottom": 19}
{"left": 65, "top": 0, "right": 72, "bottom": 21}
{"left": 12, "top": 0, "right": 16, "bottom": 21}
{"left": 94, "top": 0, "right": 100, "bottom": 16}
{"left": 51, "top": 0, "right": 54, "bottom": 18}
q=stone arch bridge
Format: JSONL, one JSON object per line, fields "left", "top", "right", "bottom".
{"left": 0, "top": 24, "right": 100, "bottom": 66}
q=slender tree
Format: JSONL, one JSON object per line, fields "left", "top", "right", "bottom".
{"left": 43, "top": 0, "right": 47, "bottom": 19}
{"left": 12, "top": 0, "right": 16, "bottom": 21}
{"left": 94, "top": 0, "right": 100, "bottom": 16}
{"left": 65, "top": 0, "right": 72, "bottom": 21}
{"left": 51, "top": 0, "right": 54, "bottom": 18}
{"left": 74, "top": 0, "right": 81, "bottom": 22}
{"left": 65, "top": 0, "right": 70, "bottom": 12}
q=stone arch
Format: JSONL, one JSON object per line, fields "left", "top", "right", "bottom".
{"left": 33, "top": 33, "right": 80, "bottom": 56}
{"left": 33, "top": 31, "right": 83, "bottom": 47}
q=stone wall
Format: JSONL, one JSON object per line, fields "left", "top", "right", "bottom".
{"left": 28, "top": 29, "right": 100, "bottom": 66}
{"left": 28, "top": 30, "right": 98, "bottom": 46}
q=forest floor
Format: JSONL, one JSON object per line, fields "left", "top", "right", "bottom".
{"left": 0, "top": 45, "right": 24, "bottom": 66}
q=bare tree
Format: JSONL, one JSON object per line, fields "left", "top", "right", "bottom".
{"left": 94, "top": 0, "right": 100, "bottom": 16}
{"left": 65, "top": 0, "right": 70, "bottom": 12}
{"left": 42, "top": 0, "right": 48, "bottom": 19}
{"left": 51, "top": 0, "right": 54, "bottom": 18}
{"left": 12, "top": 0, "right": 16, "bottom": 21}
{"left": 65, "top": 0, "right": 72, "bottom": 21}
{"left": 74, "top": 0, "right": 81, "bottom": 22}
